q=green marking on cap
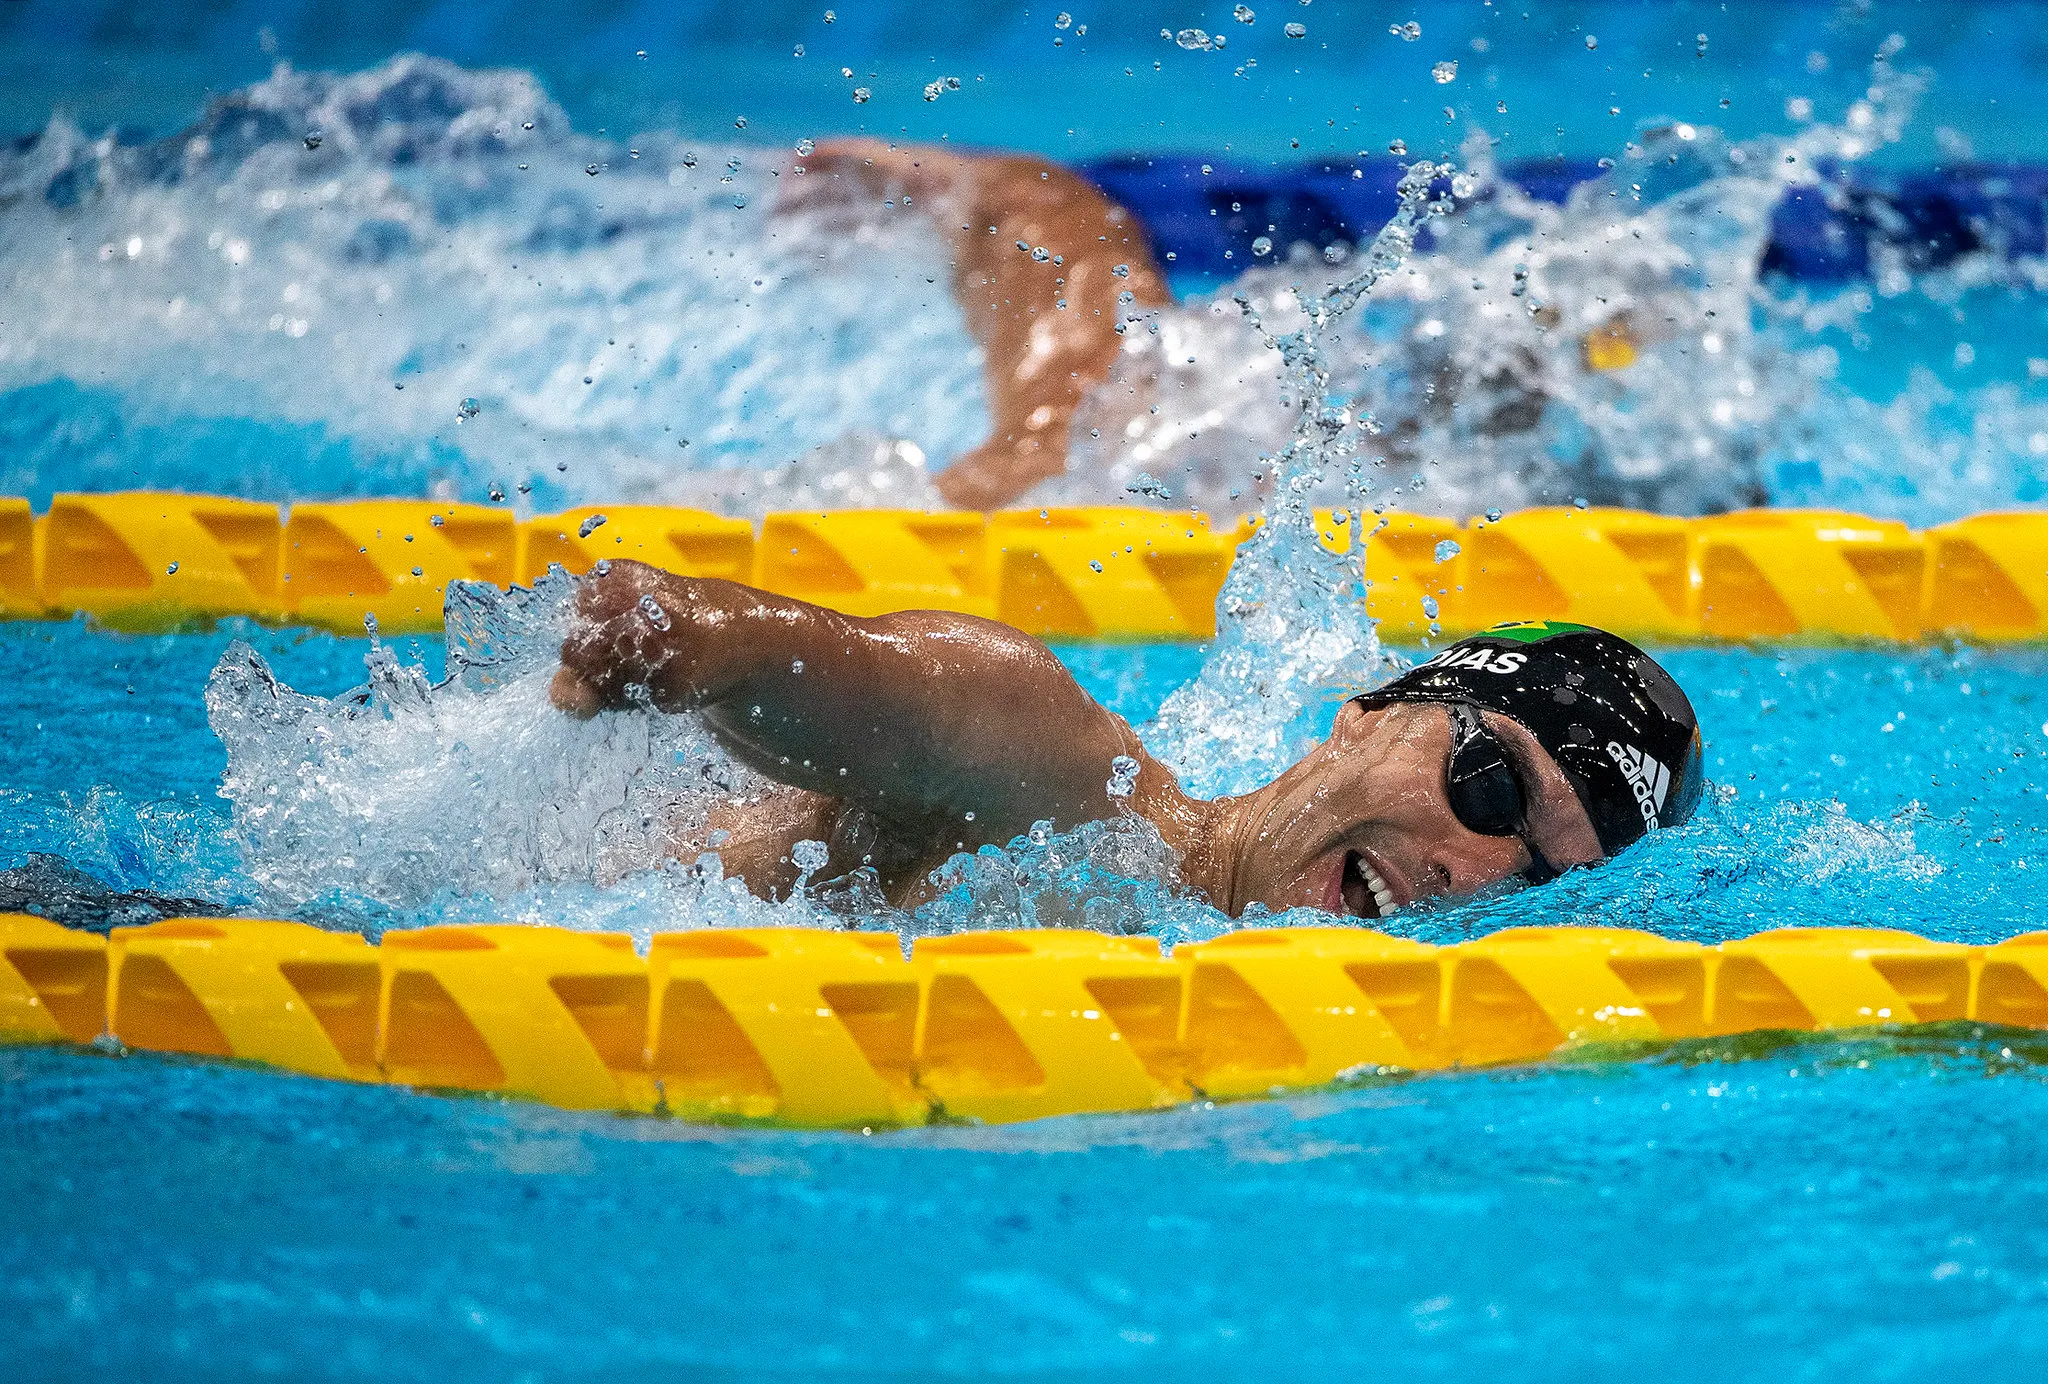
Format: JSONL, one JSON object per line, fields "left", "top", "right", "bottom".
{"left": 1479, "top": 619, "right": 1596, "bottom": 643}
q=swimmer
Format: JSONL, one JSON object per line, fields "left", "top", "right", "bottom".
{"left": 552, "top": 561, "right": 1704, "bottom": 918}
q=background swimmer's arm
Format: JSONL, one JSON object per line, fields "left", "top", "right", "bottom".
{"left": 552, "top": 560, "right": 1153, "bottom": 841}
{"left": 783, "top": 139, "right": 1171, "bottom": 510}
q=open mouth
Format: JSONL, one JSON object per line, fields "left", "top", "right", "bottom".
{"left": 1340, "top": 850, "right": 1397, "bottom": 920}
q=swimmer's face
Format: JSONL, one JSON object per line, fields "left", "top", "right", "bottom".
{"left": 1232, "top": 700, "right": 1605, "bottom": 920}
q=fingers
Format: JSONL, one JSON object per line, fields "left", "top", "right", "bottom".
{"left": 554, "top": 560, "right": 686, "bottom": 715}
{"left": 550, "top": 666, "right": 604, "bottom": 719}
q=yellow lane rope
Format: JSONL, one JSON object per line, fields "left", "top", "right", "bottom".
{"left": 5, "top": 915, "right": 2042, "bottom": 1125}
{"left": 1, "top": 492, "right": 2041, "bottom": 640}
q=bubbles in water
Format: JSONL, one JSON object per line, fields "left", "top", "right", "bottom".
{"left": 1251, "top": 235, "right": 1274, "bottom": 256}
{"left": 1176, "top": 28, "right": 1213, "bottom": 51}
{"left": 637, "top": 593, "right": 671, "bottom": 631}
{"left": 1390, "top": 20, "right": 1421, "bottom": 40}
{"left": 1234, "top": 4, "right": 1256, "bottom": 22}
{"left": 1432, "top": 61, "right": 1458, "bottom": 84}
{"left": 1284, "top": 21, "right": 1307, "bottom": 38}
{"left": 1055, "top": 11, "right": 1073, "bottom": 29}
{"left": 1434, "top": 538, "right": 1461, "bottom": 563}
{"left": 852, "top": 87, "right": 871, "bottom": 104}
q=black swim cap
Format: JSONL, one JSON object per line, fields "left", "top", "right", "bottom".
{"left": 1354, "top": 621, "right": 1704, "bottom": 858}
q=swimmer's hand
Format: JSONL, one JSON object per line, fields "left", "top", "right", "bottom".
{"left": 551, "top": 560, "right": 708, "bottom": 718}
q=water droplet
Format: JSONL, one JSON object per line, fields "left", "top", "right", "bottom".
{"left": 456, "top": 397, "right": 480, "bottom": 421}
{"left": 732, "top": 193, "right": 747, "bottom": 210}
{"left": 1055, "top": 11, "right": 1073, "bottom": 29}
{"left": 1485, "top": 507, "right": 1504, "bottom": 523}
{"left": 734, "top": 115, "right": 748, "bottom": 129}
{"left": 923, "top": 80, "right": 944, "bottom": 101}
{"left": 795, "top": 138, "right": 815, "bottom": 156}
{"left": 1176, "top": 28, "right": 1213, "bottom": 50}
{"left": 852, "top": 86, "right": 871, "bottom": 103}
{"left": 1235, "top": 3, "right": 1257, "bottom": 21}
{"left": 792, "top": 838, "right": 829, "bottom": 880}
{"left": 1284, "top": 21, "right": 1307, "bottom": 38}
{"left": 165, "top": 561, "right": 179, "bottom": 575}
{"left": 488, "top": 484, "right": 506, "bottom": 502}
{"left": 586, "top": 163, "right": 601, "bottom": 176}
{"left": 1434, "top": 539, "right": 1461, "bottom": 563}
{"left": 1030, "top": 246, "right": 1051, "bottom": 262}
{"left": 522, "top": 121, "right": 534, "bottom": 131}
{"left": 1390, "top": 20, "right": 1421, "bottom": 40}
{"left": 1088, "top": 559, "right": 1105, "bottom": 573}
{"left": 1251, "top": 235, "right": 1274, "bottom": 255}
{"left": 1432, "top": 60, "right": 1458, "bottom": 83}
{"left": 1112, "top": 263, "right": 1130, "bottom": 277}
{"left": 791, "top": 658, "right": 805, "bottom": 674}
{"left": 823, "top": 8, "right": 835, "bottom": 21}
{"left": 638, "top": 594, "right": 672, "bottom": 631}
{"left": 1388, "top": 138, "right": 1407, "bottom": 155}
{"left": 1585, "top": 34, "right": 1598, "bottom": 49}
{"left": 578, "top": 513, "right": 608, "bottom": 538}
{"left": 793, "top": 43, "right": 805, "bottom": 57}
{"left": 411, "top": 566, "right": 424, "bottom": 578}
{"left": 1421, "top": 595, "right": 1440, "bottom": 619}
{"left": 303, "top": 131, "right": 322, "bottom": 150}
{"left": 1497, "top": 100, "right": 1508, "bottom": 114}
{"left": 428, "top": 515, "right": 445, "bottom": 528}
{"left": 1106, "top": 755, "right": 1140, "bottom": 800}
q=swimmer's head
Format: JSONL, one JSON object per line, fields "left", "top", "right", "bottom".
{"left": 1224, "top": 620, "right": 1702, "bottom": 920}
{"left": 1353, "top": 620, "right": 1705, "bottom": 858}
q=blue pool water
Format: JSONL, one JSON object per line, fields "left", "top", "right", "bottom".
{"left": 8, "top": 0, "right": 2048, "bottom": 1375}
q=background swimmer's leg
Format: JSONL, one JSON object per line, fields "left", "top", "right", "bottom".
{"left": 786, "top": 139, "right": 1171, "bottom": 509}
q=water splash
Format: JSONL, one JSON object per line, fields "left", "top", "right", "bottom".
{"left": 1058, "top": 44, "right": 1994, "bottom": 524}
{"left": 1145, "top": 160, "right": 1452, "bottom": 796}
{"left": 204, "top": 573, "right": 766, "bottom": 921}
{"left": 0, "top": 54, "right": 986, "bottom": 510}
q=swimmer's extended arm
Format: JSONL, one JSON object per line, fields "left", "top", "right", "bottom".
{"left": 551, "top": 560, "right": 1146, "bottom": 840}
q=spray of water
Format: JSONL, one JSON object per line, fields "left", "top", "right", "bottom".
{"left": 1145, "top": 160, "right": 1452, "bottom": 797}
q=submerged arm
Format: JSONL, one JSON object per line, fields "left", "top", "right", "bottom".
{"left": 551, "top": 560, "right": 1147, "bottom": 843}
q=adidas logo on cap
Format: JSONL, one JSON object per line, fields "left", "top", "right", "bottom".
{"left": 1607, "top": 740, "right": 1670, "bottom": 829}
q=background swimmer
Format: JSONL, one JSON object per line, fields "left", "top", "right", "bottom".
{"left": 551, "top": 559, "right": 1702, "bottom": 918}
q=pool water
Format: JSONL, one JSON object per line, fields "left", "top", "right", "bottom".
{"left": 9, "top": 0, "right": 2048, "bottom": 1374}
{"left": 3, "top": 625, "right": 2048, "bottom": 1377}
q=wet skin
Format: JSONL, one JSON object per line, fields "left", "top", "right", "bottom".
{"left": 781, "top": 139, "right": 1171, "bottom": 510}
{"left": 552, "top": 561, "right": 1605, "bottom": 918}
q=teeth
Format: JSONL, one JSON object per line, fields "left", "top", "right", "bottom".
{"left": 1352, "top": 855, "right": 1397, "bottom": 916}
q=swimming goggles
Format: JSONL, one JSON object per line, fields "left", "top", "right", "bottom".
{"left": 1444, "top": 701, "right": 1565, "bottom": 885}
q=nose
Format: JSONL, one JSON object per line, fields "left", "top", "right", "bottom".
{"left": 1383, "top": 757, "right": 1539, "bottom": 897}
{"left": 1430, "top": 827, "right": 1536, "bottom": 897}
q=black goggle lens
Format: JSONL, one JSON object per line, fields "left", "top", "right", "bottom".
{"left": 1443, "top": 704, "right": 1561, "bottom": 885}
